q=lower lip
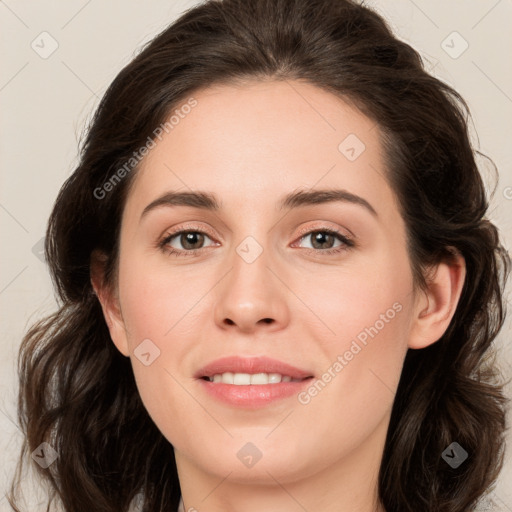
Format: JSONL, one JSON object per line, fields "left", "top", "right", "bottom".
{"left": 197, "top": 378, "right": 314, "bottom": 408}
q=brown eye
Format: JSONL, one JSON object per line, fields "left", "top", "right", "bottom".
{"left": 178, "top": 232, "right": 206, "bottom": 250}
{"left": 296, "top": 229, "right": 353, "bottom": 252}
{"left": 160, "top": 230, "right": 216, "bottom": 254}
{"left": 307, "top": 231, "right": 338, "bottom": 250}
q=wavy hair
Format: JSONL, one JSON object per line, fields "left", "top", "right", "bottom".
{"left": 7, "top": 0, "right": 510, "bottom": 510}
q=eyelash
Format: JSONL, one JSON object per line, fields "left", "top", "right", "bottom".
{"left": 157, "top": 224, "right": 355, "bottom": 258}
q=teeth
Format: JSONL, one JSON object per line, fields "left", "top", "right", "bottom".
{"left": 207, "top": 372, "right": 297, "bottom": 385}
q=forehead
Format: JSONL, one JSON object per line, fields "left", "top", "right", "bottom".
{"left": 123, "top": 79, "right": 397, "bottom": 222}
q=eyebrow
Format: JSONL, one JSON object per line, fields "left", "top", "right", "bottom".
{"left": 140, "top": 188, "right": 378, "bottom": 221}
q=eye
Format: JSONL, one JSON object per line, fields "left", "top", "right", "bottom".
{"left": 293, "top": 227, "right": 354, "bottom": 255}
{"left": 157, "top": 225, "right": 354, "bottom": 258}
{"left": 158, "top": 228, "right": 217, "bottom": 257}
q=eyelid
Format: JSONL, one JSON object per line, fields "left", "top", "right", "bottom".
{"left": 160, "top": 222, "right": 218, "bottom": 241}
{"left": 158, "top": 221, "right": 355, "bottom": 255}
{"left": 294, "top": 222, "right": 353, "bottom": 241}
{"left": 160, "top": 221, "right": 351, "bottom": 242}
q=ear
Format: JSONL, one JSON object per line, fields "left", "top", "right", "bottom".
{"left": 90, "top": 249, "right": 130, "bottom": 357}
{"left": 408, "top": 249, "right": 466, "bottom": 349}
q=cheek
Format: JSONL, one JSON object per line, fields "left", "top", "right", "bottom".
{"left": 293, "top": 301, "right": 410, "bottom": 474}
{"left": 295, "top": 239, "right": 413, "bottom": 352}
{"left": 117, "top": 249, "right": 198, "bottom": 345}
{"left": 115, "top": 253, "right": 201, "bottom": 441}
{"left": 292, "top": 248, "right": 412, "bottom": 432}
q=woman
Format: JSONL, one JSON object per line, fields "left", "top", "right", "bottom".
{"left": 7, "top": 0, "right": 510, "bottom": 511}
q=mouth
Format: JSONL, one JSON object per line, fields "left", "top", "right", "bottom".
{"left": 195, "top": 356, "right": 314, "bottom": 407}
{"left": 200, "top": 372, "right": 311, "bottom": 384}
{"left": 195, "top": 355, "right": 314, "bottom": 382}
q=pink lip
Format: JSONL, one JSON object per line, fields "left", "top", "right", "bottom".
{"left": 195, "top": 356, "right": 313, "bottom": 380}
{"left": 195, "top": 356, "right": 314, "bottom": 408}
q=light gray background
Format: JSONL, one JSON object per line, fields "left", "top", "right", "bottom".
{"left": 1, "top": 1, "right": 511, "bottom": 510}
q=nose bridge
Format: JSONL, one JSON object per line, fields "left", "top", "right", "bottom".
{"left": 223, "top": 208, "right": 274, "bottom": 284}
{"left": 227, "top": 233, "right": 274, "bottom": 302}
{"left": 213, "top": 231, "right": 290, "bottom": 331}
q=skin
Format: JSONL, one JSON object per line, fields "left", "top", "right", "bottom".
{"left": 91, "top": 79, "right": 466, "bottom": 512}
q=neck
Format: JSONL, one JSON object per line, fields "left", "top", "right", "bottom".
{"left": 175, "top": 413, "right": 389, "bottom": 512}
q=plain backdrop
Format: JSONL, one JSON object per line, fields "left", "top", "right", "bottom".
{"left": 1, "top": 1, "right": 511, "bottom": 510}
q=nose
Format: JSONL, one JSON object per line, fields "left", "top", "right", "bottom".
{"left": 213, "top": 241, "right": 291, "bottom": 334}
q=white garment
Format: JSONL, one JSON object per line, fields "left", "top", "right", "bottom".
{"left": 128, "top": 493, "right": 185, "bottom": 511}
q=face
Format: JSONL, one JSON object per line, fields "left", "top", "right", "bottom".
{"left": 102, "top": 80, "right": 424, "bottom": 487}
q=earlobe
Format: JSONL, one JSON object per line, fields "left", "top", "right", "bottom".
{"left": 90, "top": 250, "right": 130, "bottom": 357}
{"left": 408, "top": 251, "right": 466, "bottom": 350}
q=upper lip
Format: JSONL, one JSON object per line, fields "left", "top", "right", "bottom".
{"left": 195, "top": 356, "right": 314, "bottom": 379}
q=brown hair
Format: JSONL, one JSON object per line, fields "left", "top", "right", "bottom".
{"left": 8, "top": 0, "right": 510, "bottom": 510}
